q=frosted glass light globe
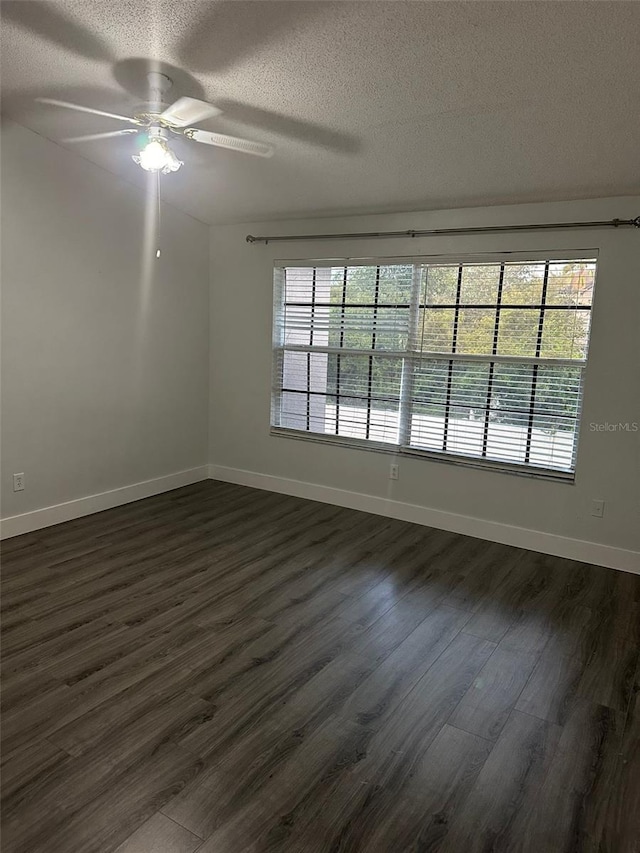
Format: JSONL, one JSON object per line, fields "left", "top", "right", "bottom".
{"left": 132, "top": 136, "right": 183, "bottom": 174}
{"left": 138, "top": 139, "right": 169, "bottom": 171}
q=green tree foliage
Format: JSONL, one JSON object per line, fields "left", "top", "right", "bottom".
{"left": 325, "top": 261, "right": 593, "bottom": 431}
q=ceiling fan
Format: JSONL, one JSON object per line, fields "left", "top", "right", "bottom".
{"left": 37, "top": 71, "right": 275, "bottom": 174}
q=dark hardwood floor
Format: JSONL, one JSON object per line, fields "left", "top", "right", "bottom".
{"left": 1, "top": 480, "right": 638, "bottom": 853}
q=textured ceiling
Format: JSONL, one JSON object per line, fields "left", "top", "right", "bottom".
{"left": 2, "top": 0, "right": 639, "bottom": 225}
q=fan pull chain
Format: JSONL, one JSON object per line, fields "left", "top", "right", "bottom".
{"left": 156, "top": 171, "right": 161, "bottom": 259}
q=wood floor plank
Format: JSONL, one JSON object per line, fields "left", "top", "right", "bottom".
{"left": 448, "top": 646, "right": 539, "bottom": 740}
{"left": 1, "top": 622, "right": 208, "bottom": 754}
{"left": 275, "top": 723, "right": 492, "bottom": 853}
{"left": 442, "top": 541, "right": 525, "bottom": 612}
{"left": 190, "top": 716, "right": 374, "bottom": 853}
{"left": 571, "top": 561, "right": 640, "bottom": 643}
{"left": 344, "top": 631, "right": 496, "bottom": 782}
{"left": 462, "top": 551, "right": 566, "bottom": 644}
{"left": 114, "top": 813, "right": 202, "bottom": 853}
{"left": 436, "top": 709, "right": 562, "bottom": 853}
{"left": 507, "top": 700, "right": 625, "bottom": 852}
{"left": 0, "top": 739, "right": 69, "bottom": 800}
{"left": 602, "top": 661, "right": 640, "bottom": 853}
{"left": 163, "top": 617, "right": 483, "bottom": 840}
{"left": 2, "top": 688, "right": 213, "bottom": 853}
{"left": 175, "top": 614, "right": 363, "bottom": 758}
{"left": 516, "top": 634, "right": 638, "bottom": 724}
{"left": 1, "top": 616, "right": 121, "bottom": 683}
{"left": 3, "top": 742, "right": 204, "bottom": 853}
{"left": 192, "top": 633, "right": 495, "bottom": 852}
{"left": 48, "top": 671, "right": 216, "bottom": 758}
{"left": 340, "top": 604, "right": 476, "bottom": 729}
{"left": 161, "top": 652, "right": 376, "bottom": 838}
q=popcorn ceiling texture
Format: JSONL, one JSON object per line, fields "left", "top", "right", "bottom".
{"left": 2, "top": 0, "right": 639, "bottom": 225}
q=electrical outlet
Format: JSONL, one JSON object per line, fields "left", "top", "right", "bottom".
{"left": 13, "top": 473, "right": 25, "bottom": 492}
{"left": 389, "top": 463, "right": 399, "bottom": 480}
{"left": 591, "top": 499, "right": 605, "bottom": 518}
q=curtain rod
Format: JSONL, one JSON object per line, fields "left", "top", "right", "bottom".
{"left": 246, "top": 216, "right": 640, "bottom": 245}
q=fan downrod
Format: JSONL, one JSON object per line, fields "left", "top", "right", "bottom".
{"left": 146, "top": 72, "right": 173, "bottom": 112}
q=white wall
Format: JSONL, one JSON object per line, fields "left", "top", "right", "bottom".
{"left": 2, "top": 126, "right": 637, "bottom": 566}
{"left": 1, "top": 121, "right": 209, "bottom": 526}
{"left": 209, "top": 197, "right": 640, "bottom": 567}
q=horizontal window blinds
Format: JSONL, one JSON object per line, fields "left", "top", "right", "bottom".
{"left": 272, "top": 257, "right": 596, "bottom": 476}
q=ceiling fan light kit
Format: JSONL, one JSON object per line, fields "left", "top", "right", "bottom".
{"left": 36, "top": 72, "right": 274, "bottom": 174}
{"left": 132, "top": 127, "right": 183, "bottom": 174}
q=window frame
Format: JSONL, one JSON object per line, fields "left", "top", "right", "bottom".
{"left": 271, "top": 250, "right": 598, "bottom": 482}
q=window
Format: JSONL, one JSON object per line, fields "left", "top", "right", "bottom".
{"left": 271, "top": 255, "right": 597, "bottom": 478}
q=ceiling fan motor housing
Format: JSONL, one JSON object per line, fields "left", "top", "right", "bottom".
{"left": 148, "top": 126, "right": 169, "bottom": 141}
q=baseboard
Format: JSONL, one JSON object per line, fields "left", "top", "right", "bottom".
{"left": 208, "top": 464, "right": 639, "bottom": 575}
{"left": 3, "top": 462, "right": 636, "bottom": 574}
{"left": 0, "top": 466, "right": 209, "bottom": 539}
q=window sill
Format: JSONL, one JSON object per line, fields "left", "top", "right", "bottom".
{"left": 270, "top": 427, "right": 576, "bottom": 483}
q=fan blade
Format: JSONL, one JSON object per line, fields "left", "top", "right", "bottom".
{"left": 62, "top": 129, "right": 139, "bottom": 143}
{"left": 161, "top": 97, "right": 221, "bottom": 128}
{"left": 185, "top": 128, "right": 274, "bottom": 158}
{"left": 36, "top": 98, "right": 139, "bottom": 124}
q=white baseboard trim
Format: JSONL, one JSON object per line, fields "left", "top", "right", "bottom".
{"left": 209, "top": 464, "right": 639, "bottom": 575}
{"left": 3, "top": 462, "right": 636, "bottom": 574}
{"left": 0, "top": 466, "right": 209, "bottom": 539}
